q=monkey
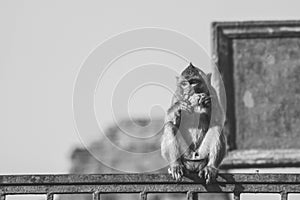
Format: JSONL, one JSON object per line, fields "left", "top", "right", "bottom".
{"left": 161, "top": 63, "right": 226, "bottom": 184}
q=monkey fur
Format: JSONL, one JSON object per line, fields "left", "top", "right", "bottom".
{"left": 161, "top": 63, "right": 226, "bottom": 184}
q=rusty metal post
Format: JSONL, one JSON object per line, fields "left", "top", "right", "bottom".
{"left": 46, "top": 193, "right": 54, "bottom": 200}
{"left": 140, "top": 192, "right": 147, "bottom": 200}
{"left": 281, "top": 192, "right": 288, "bottom": 200}
{"left": 233, "top": 192, "right": 240, "bottom": 200}
{"left": 93, "top": 192, "right": 100, "bottom": 200}
{"left": 0, "top": 194, "right": 5, "bottom": 200}
{"left": 187, "top": 191, "right": 198, "bottom": 200}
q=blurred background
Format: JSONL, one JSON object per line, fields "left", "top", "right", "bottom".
{"left": 2, "top": 0, "right": 300, "bottom": 175}
{"left": 2, "top": 1, "right": 300, "bottom": 199}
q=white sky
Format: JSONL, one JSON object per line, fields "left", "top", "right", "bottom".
{"left": 1, "top": 0, "right": 300, "bottom": 175}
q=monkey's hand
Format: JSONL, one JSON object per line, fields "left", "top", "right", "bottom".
{"left": 169, "top": 99, "right": 193, "bottom": 114}
{"left": 199, "top": 93, "right": 211, "bottom": 108}
{"left": 188, "top": 94, "right": 200, "bottom": 107}
{"left": 198, "top": 165, "right": 218, "bottom": 184}
{"left": 178, "top": 99, "right": 193, "bottom": 113}
{"left": 168, "top": 164, "right": 184, "bottom": 181}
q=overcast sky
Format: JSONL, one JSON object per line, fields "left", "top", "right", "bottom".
{"left": 1, "top": 0, "right": 300, "bottom": 175}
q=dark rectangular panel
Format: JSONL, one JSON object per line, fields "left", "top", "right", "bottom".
{"left": 233, "top": 37, "right": 300, "bottom": 149}
{"left": 212, "top": 21, "right": 300, "bottom": 167}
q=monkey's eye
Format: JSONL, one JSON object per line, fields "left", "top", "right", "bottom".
{"left": 180, "top": 81, "right": 189, "bottom": 87}
{"left": 189, "top": 79, "right": 201, "bottom": 85}
{"left": 191, "top": 83, "right": 199, "bottom": 87}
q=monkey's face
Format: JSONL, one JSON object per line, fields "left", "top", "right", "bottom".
{"left": 176, "top": 76, "right": 210, "bottom": 100}
{"left": 180, "top": 63, "right": 210, "bottom": 95}
{"left": 176, "top": 76, "right": 193, "bottom": 96}
{"left": 188, "top": 77, "right": 209, "bottom": 95}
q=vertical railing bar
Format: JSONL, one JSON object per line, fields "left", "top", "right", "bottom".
{"left": 281, "top": 192, "right": 288, "bottom": 200}
{"left": 93, "top": 192, "right": 101, "bottom": 200}
{"left": 233, "top": 192, "right": 240, "bottom": 200}
{"left": 46, "top": 193, "right": 54, "bottom": 200}
{"left": 0, "top": 194, "right": 5, "bottom": 200}
{"left": 140, "top": 191, "right": 147, "bottom": 200}
{"left": 187, "top": 191, "right": 198, "bottom": 200}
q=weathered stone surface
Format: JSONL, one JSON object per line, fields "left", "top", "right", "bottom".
{"left": 233, "top": 38, "right": 300, "bottom": 149}
{"left": 222, "top": 149, "right": 300, "bottom": 168}
{"left": 212, "top": 21, "right": 300, "bottom": 167}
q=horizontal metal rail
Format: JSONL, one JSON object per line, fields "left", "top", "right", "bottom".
{"left": 0, "top": 173, "right": 299, "bottom": 200}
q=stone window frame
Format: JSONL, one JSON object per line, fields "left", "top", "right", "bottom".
{"left": 212, "top": 21, "right": 300, "bottom": 169}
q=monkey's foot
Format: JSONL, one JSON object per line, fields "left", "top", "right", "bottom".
{"left": 168, "top": 165, "right": 184, "bottom": 181}
{"left": 198, "top": 166, "right": 218, "bottom": 184}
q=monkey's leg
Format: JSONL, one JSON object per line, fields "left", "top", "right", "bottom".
{"left": 197, "top": 126, "right": 226, "bottom": 184}
{"left": 161, "top": 122, "right": 184, "bottom": 181}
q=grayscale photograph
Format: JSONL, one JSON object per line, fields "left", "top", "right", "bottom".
{"left": 1, "top": 1, "right": 300, "bottom": 200}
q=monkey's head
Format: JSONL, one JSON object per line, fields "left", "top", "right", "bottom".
{"left": 179, "top": 63, "right": 211, "bottom": 95}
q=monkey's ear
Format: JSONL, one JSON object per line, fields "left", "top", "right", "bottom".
{"left": 206, "top": 73, "right": 212, "bottom": 84}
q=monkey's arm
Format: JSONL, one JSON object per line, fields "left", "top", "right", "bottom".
{"left": 165, "top": 95, "right": 192, "bottom": 124}
{"left": 161, "top": 96, "right": 181, "bottom": 160}
{"left": 161, "top": 121, "right": 184, "bottom": 181}
{"left": 161, "top": 96, "right": 192, "bottom": 181}
{"left": 161, "top": 121, "right": 181, "bottom": 164}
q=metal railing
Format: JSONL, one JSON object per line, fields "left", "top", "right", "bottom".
{"left": 0, "top": 173, "right": 299, "bottom": 200}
